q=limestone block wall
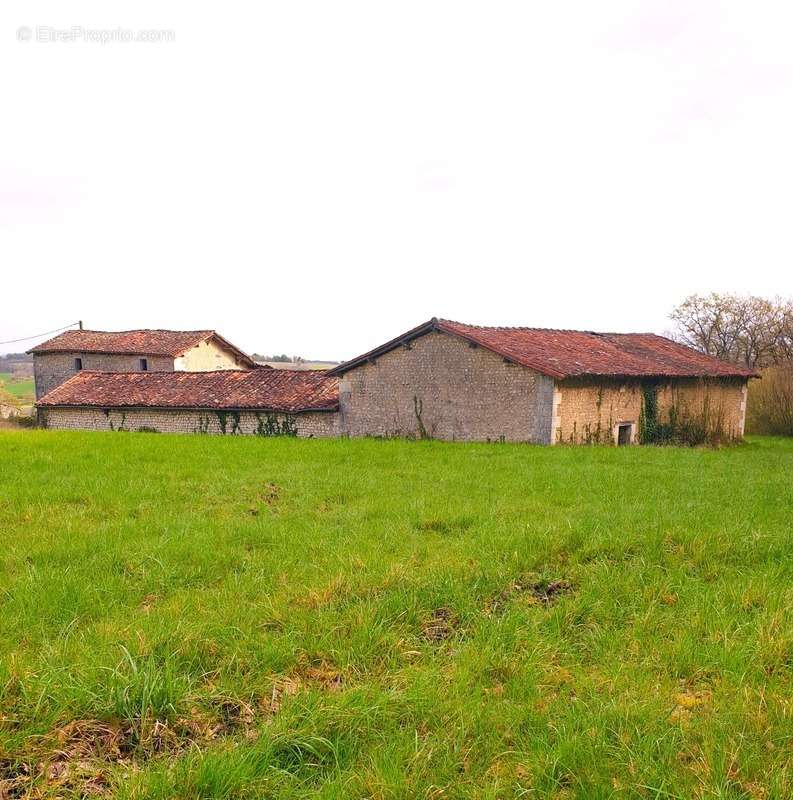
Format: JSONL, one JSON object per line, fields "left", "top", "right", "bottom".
{"left": 174, "top": 338, "right": 247, "bottom": 371}
{"left": 34, "top": 353, "right": 174, "bottom": 400}
{"left": 40, "top": 407, "right": 340, "bottom": 438}
{"left": 553, "top": 376, "right": 749, "bottom": 444}
{"left": 338, "top": 330, "right": 554, "bottom": 442}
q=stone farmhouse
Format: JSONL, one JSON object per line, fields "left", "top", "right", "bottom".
{"left": 30, "top": 329, "right": 255, "bottom": 400}
{"left": 33, "top": 319, "right": 757, "bottom": 444}
{"left": 36, "top": 369, "right": 339, "bottom": 437}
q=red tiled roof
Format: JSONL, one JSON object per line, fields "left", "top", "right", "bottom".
{"left": 28, "top": 329, "right": 254, "bottom": 365}
{"left": 37, "top": 370, "right": 339, "bottom": 413}
{"left": 330, "top": 318, "right": 758, "bottom": 379}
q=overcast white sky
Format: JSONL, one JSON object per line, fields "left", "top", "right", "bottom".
{"left": 1, "top": 1, "right": 792, "bottom": 358}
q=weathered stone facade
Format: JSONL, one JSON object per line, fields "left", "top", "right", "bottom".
{"left": 41, "top": 407, "right": 340, "bottom": 438}
{"left": 34, "top": 338, "right": 244, "bottom": 400}
{"left": 338, "top": 330, "right": 555, "bottom": 442}
{"left": 34, "top": 354, "right": 174, "bottom": 401}
{"left": 553, "top": 376, "right": 749, "bottom": 444}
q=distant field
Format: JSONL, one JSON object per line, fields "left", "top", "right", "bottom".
{"left": 0, "top": 372, "right": 34, "bottom": 402}
{"left": 1, "top": 432, "right": 792, "bottom": 799}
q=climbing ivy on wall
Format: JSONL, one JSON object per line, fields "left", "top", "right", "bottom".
{"left": 639, "top": 381, "right": 728, "bottom": 446}
{"left": 254, "top": 412, "right": 297, "bottom": 437}
{"left": 103, "top": 409, "right": 127, "bottom": 432}
{"left": 215, "top": 411, "right": 242, "bottom": 435}
{"left": 638, "top": 383, "right": 659, "bottom": 443}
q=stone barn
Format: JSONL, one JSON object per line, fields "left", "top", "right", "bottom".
{"left": 37, "top": 369, "right": 340, "bottom": 437}
{"left": 329, "top": 318, "right": 757, "bottom": 444}
{"left": 29, "top": 329, "right": 255, "bottom": 400}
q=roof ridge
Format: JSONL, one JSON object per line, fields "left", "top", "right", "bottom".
{"left": 65, "top": 328, "right": 214, "bottom": 335}
{"left": 438, "top": 318, "right": 657, "bottom": 336}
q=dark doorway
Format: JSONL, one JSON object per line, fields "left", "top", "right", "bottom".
{"left": 617, "top": 423, "right": 632, "bottom": 446}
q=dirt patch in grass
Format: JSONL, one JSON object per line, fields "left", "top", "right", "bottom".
{"left": 422, "top": 607, "right": 459, "bottom": 643}
{"left": 210, "top": 697, "right": 257, "bottom": 732}
{"left": 1, "top": 663, "right": 350, "bottom": 799}
{"left": 261, "top": 482, "right": 281, "bottom": 506}
{"left": 139, "top": 593, "right": 159, "bottom": 612}
{"left": 670, "top": 688, "right": 712, "bottom": 722}
{"left": 248, "top": 482, "right": 282, "bottom": 516}
{"left": 295, "top": 660, "right": 344, "bottom": 693}
{"left": 0, "top": 714, "right": 216, "bottom": 798}
{"left": 487, "top": 576, "right": 574, "bottom": 614}
{"left": 1, "top": 719, "right": 131, "bottom": 798}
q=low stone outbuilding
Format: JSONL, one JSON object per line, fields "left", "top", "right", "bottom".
{"left": 34, "top": 317, "right": 758, "bottom": 444}
{"left": 37, "top": 369, "right": 340, "bottom": 437}
{"left": 329, "top": 318, "right": 757, "bottom": 444}
{"left": 29, "top": 329, "right": 255, "bottom": 400}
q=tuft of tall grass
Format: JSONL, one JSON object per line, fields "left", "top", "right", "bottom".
{"left": 747, "top": 365, "right": 793, "bottom": 435}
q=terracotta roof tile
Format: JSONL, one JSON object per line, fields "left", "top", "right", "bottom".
{"left": 29, "top": 329, "right": 255, "bottom": 367}
{"left": 331, "top": 318, "right": 758, "bottom": 379}
{"left": 31, "top": 329, "right": 213, "bottom": 357}
{"left": 37, "top": 370, "right": 339, "bottom": 413}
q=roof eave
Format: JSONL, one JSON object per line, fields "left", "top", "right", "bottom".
{"left": 37, "top": 402, "right": 340, "bottom": 413}
{"left": 556, "top": 371, "right": 758, "bottom": 380}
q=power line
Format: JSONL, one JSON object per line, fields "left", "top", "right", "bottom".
{"left": 0, "top": 321, "right": 82, "bottom": 347}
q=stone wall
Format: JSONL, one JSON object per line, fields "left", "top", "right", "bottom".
{"left": 553, "top": 376, "right": 749, "bottom": 444}
{"left": 338, "top": 330, "right": 554, "bottom": 442}
{"left": 34, "top": 353, "right": 174, "bottom": 400}
{"left": 40, "top": 407, "right": 340, "bottom": 438}
{"left": 34, "top": 338, "right": 248, "bottom": 400}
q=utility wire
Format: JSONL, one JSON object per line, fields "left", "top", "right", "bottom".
{"left": 0, "top": 322, "right": 81, "bottom": 347}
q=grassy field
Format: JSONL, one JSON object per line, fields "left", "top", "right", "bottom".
{"left": 1, "top": 431, "right": 792, "bottom": 799}
{"left": 0, "top": 372, "right": 34, "bottom": 402}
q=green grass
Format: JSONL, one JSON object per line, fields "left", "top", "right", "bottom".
{"left": 1, "top": 431, "right": 792, "bottom": 799}
{"left": 0, "top": 372, "right": 34, "bottom": 402}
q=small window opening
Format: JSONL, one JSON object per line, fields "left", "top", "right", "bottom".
{"left": 74, "top": 357, "right": 83, "bottom": 371}
{"left": 140, "top": 358, "right": 148, "bottom": 371}
{"left": 617, "top": 423, "right": 632, "bottom": 446}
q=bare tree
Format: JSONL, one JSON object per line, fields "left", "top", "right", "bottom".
{"left": 670, "top": 293, "right": 792, "bottom": 368}
{"left": 780, "top": 301, "right": 793, "bottom": 361}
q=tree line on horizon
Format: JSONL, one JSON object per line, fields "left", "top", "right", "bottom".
{"left": 670, "top": 293, "right": 793, "bottom": 436}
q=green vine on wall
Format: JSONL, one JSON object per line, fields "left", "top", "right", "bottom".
{"left": 413, "top": 395, "right": 430, "bottom": 439}
{"left": 639, "top": 381, "right": 727, "bottom": 446}
{"left": 103, "top": 409, "right": 127, "bottom": 432}
{"left": 254, "top": 412, "right": 297, "bottom": 437}
{"left": 215, "top": 410, "right": 241, "bottom": 435}
{"left": 638, "top": 383, "right": 659, "bottom": 443}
